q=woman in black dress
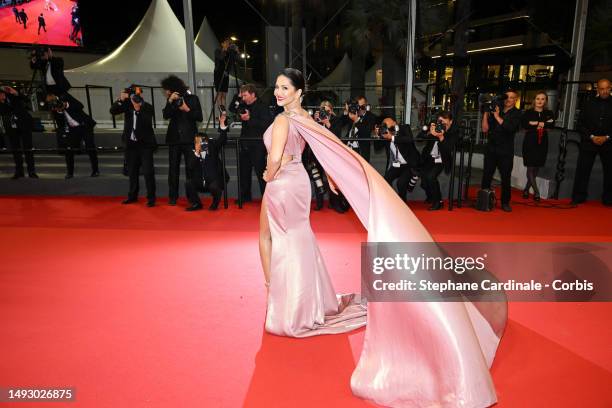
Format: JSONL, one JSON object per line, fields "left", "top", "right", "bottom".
{"left": 521, "top": 92, "right": 555, "bottom": 201}
{"left": 213, "top": 38, "right": 237, "bottom": 110}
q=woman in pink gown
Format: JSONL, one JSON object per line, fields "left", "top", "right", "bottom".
{"left": 260, "top": 68, "right": 507, "bottom": 408}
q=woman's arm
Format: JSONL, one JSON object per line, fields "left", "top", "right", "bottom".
{"left": 263, "top": 115, "right": 289, "bottom": 182}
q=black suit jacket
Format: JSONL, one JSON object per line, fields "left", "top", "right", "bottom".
{"left": 200, "top": 128, "right": 229, "bottom": 182}
{"left": 485, "top": 107, "right": 522, "bottom": 155}
{"left": 0, "top": 92, "right": 32, "bottom": 133}
{"left": 577, "top": 95, "right": 612, "bottom": 151}
{"left": 385, "top": 124, "right": 420, "bottom": 168}
{"left": 52, "top": 93, "right": 96, "bottom": 134}
{"left": 30, "top": 57, "right": 72, "bottom": 94}
{"left": 240, "top": 98, "right": 273, "bottom": 143}
{"left": 163, "top": 93, "right": 203, "bottom": 144}
{"left": 421, "top": 124, "right": 460, "bottom": 174}
{"left": 110, "top": 100, "right": 157, "bottom": 146}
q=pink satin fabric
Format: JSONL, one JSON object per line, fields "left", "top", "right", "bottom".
{"left": 262, "top": 113, "right": 507, "bottom": 408}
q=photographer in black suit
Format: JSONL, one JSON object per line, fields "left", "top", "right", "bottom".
{"left": 185, "top": 111, "right": 230, "bottom": 211}
{"left": 30, "top": 47, "right": 72, "bottom": 95}
{"left": 235, "top": 83, "right": 273, "bottom": 203}
{"left": 47, "top": 92, "right": 99, "bottom": 179}
{"left": 110, "top": 87, "right": 157, "bottom": 207}
{"left": 481, "top": 90, "right": 522, "bottom": 212}
{"left": 161, "top": 75, "right": 203, "bottom": 206}
{"left": 420, "top": 111, "right": 459, "bottom": 210}
{"left": 571, "top": 78, "right": 612, "bottom": 206}
{"left": 355, "top": 96, "right": 377, "bottom": 162}
{"left": 0, "top": 86, "right": 37, "bottom": 179}
{"left": 377, "top": 117, "right": 420, "bottom": 202}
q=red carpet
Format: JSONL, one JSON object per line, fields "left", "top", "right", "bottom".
{"left": 0, "top": 195, "right": 611, "bottom": 407}
{"left": 0, "top": 0, "right": 80, "bottom": 47}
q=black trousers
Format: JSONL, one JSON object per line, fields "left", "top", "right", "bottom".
{"left": 481, "top": 151, "right": 513, "bottom": 205}
{"left": 38, "top": 23, "right": 46, "bottom": 34}
{"left": 384, "top": 164, "right": 414, "bottom": 201}
{"left": 572, "top": 145, "right": 612, "bottom": 204}
{"left": 65, "top": 126, "right": 99, "bottom": 176}
{"left": 126, "top": 144, "right": 156, "bottom": 201}
{"left": 185, "top": 155, "right": 222, "bottom": 206}
{"left": 421, "top": 162, "right": 445, "bottom": 203}
{"left": 168, "top": 144, "right": 193, "bottom": 200}
{"left": 8, "top": 129, "right": 35, "bottom": 175}
{"left": 239, "top": 141, "right": 266, "bottom": 200}
{"left": 359, "top": 140, "right": 371, "bottom": 163}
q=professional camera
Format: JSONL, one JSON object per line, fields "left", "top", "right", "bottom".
{"left": 377, "top": 123, "right": 399, "bottom": 138}
{"left": 480, "top": 93, "right": 508, "bottom": 113}
{"left": 44, "top": 95, "right": 66, "bottom": 111}
{"left": 172, "top": 93, "right": 185, "bottom": 109}
{"left": 421, "top": 116, "right": 446, "bottom": 133}
{"left": 124, "top": 86, "right": 144, "bottom": 104}
{"left": 407, "top": 168, "right": 419, "bottom": 193}
{"left": 29, "top": 46, "right": 47, "bottom": 63}
{"left": 346, "top": 100, "right": 360, "bottom": 115}
{"left": 306, "top": 161, "right": 327, "bottom": 196}
{"left": 229, "top": 96, "right": 248, "bottom": 115}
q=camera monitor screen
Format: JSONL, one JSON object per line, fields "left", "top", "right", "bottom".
{"left": 0, "top": 0, "right": 82, "bottom": 47}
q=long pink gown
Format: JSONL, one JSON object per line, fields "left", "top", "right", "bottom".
{"left": 262, "top": 113, "right": 507, "bottom": 408}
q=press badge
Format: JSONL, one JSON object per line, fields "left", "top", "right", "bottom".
{"left": 392, "top": 161, "right": 401, "bottom": 168}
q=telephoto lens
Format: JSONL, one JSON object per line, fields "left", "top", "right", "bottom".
{"left": 308, "top": 161, "right": 327, "bottom": 196}
{"left": 406, "top": 169, "right": 420, "bottom": 192}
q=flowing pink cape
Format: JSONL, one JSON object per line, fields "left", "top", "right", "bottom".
{"left": 289, "top": 115, "right": 507, "bottom": 408}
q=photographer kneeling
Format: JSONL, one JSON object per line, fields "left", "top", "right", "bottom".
{"left": 378, "top": 117, "right": 420, "bottom": 202}
{"left": 420, "top": 111, "right": 459, "bottom": 211}
{"left": 110, "top": 86, "right": 157, "bottom": 207}
{"left": 185, "top": 111, "right": 229, "bottom": 211}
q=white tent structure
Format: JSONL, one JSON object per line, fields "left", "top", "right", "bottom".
{"left": 195, "top": 17, "right": 219, "bottom": 62}
{"left": 316, "top": 53, "right": 352, "bottom": 87}
{"left": 65, "top": 0, "right": 216, "bottom": 126}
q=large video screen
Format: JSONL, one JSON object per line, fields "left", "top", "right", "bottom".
{"left": 0, "top": 0, "right": 82, "bottom": 47}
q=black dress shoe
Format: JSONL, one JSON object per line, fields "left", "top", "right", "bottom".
{"left": 168, "top": 198, "right": 177, "bottom": 206}
{"left": 534, "top": 194, "right": 541, "bottom": 202}
{"left": 28, "top": 172, "right": 39, "bottom": 179}
{"left": 234, "top": 197, "right": 252, "bottom": 205}
{"left": 11, "top": 173, "right": 24, "bottom": 180}
{"left": 570, "top": 200, "right": 582, "bottom": 206}
{"left": 185, "top": 203, "right": 203, "bottom": 211}
{"left": 146, "top": 200, "right": 155, "bottom": 207}
{"left": 65, "top": 174, "right": 74, "bottom": 180}
{"left": 122, "top": 198, "right": 137, "bottom": 204}
{"left": 90, "top": 170, "right": 100, "bottom": 177}
{"left": 502, "top": 203, "right": 512, "bottom": 212}
{"left": 428, "top": 201, "right": 443, "bottom": 211}
{"left": 522, "top": 190, "right": 529, "bottom": 199}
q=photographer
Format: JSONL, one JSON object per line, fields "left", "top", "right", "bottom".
{"left": 0, "top": 86, "right": 37, "bottom": 179}
{"left": 343, "top": 97, "right": 377, "bottom": 162}
{"left": 313, "top": 100, "right": 342, "bottom": 137}
{"left": 236, "top": 83, "right": 273, "bottom": 203}
{"left": 110, "top": 86, "right": 157, "bottom": 207}
{"left": 213, "top": 38, "right": 238, "bottom": 110}
{"left": 571, "top": 78, "right": 612, "bottom": 206}
{"left": 420, "top": 111, "right": 459, "bottom": 210}
{"left": 47, "top": 92, "right": 99, "bottom": 179}
{"left": 185, "top": 112, "right": 230, "bottom": 211}
{"left": 480, "top": 89, "right": 522, "bottom": 212}
{"left": 377, "top": 117, "right": 420, "bottom": 202}
{"left": 307, "top": 100, "right": 342, "bottom": 211}
{"left": 30, "top": 47, "right": 71, "bottom": 95}
{"left": 161, "top": 75, "right": 203, "bottom": 206}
